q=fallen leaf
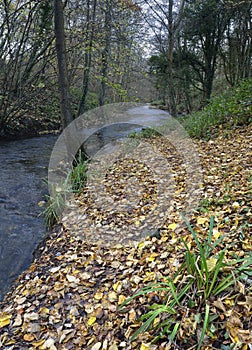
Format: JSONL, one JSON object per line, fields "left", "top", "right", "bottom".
{"left": 168, "top": 223, "right": 177, "bottom": 230}
{"left": 91, "top": 342, "right": 102, "bottom": 350}
{"left": 206, "top": 257, "right": 218, "bottom": 272}
{"left": 87, "top": 316, "right": 96, "bottom": 326}
{"left": 23, "top": 333, "right": 35, "bottom": 341}
{"left": 197, "top": 217, "right": 209, "bottom": 225}
{"left": 0, "top": 314, "right": 12, "bottom": 328}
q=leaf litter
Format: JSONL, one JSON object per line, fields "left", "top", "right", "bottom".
{"left": 0, "top": 124, "right": 251, "bottom": 349}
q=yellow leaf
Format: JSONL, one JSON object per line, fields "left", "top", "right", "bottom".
{"left": 32, "top": 339, "right": 45, "bottom": 347}
{"left": 206, "top": 258, "right": 218, "bottom": 272}
{"left": 213, "top": 228, "right": 221, "bottom": 239}
{"left": 224, "top": 299, "right": 235, "bottom": 307}
{"left": 118, "top": 295, "right": 126, "bottom": 305}
{"left": 140, "top": 344, "right": 151, "bottom": 350}
{"left": 0, "top": 314, "right": 12, "bottom": 328}
{"left": 153, "top": 317, "right": 159, "bottom": 327}
{"left": 197, "top": 217, "right": 209, "bottom": 225}
{"left": 242, "top": 239, "right": 252, "bottom": 250}
{"left": 143, "top": 271, "right": 155, "bottom": 282}
{"left": 168, "top": 223, "right": 177, "bottom": 230}
{"left": 146, "top": 252, "right": 158, "bottom": 262}
{"left": 94, "top": 292, "right": 103, "bottom": 300}
{"left": 173, "top": 274, "right": 182, "bottom": 284}
{"left": 146, "top": 256, "right": 155, "bottom": 262}
{"left": 87, "top": 316, "right": 96, "bottom": 326}
{"left": 39, "top": 307, "right": 50, "bottom": 315}
{"left": 138, "top": 241, "right": 145, "bottom": 249}
{"left": 113, "top": 281, "right": 122, "bottom": 292}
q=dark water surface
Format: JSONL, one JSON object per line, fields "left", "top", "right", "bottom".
{"left": 0, "top": 105, "right": 170, "bottom": 301}
{"left": 0, "top": 135, "right": 57, "bottom": 300}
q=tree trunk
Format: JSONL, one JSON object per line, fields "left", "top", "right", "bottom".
{"left": 54, "top": 0, "right": 74, "bottom": 128}
{"left": 167, "top": 0, "right": 176, "bottom": 117}
{"left": 78, "top": 0, "right": 97, "bottom": 115}
{"left": 99, "top": 0, "right": 112, "bottom": 107}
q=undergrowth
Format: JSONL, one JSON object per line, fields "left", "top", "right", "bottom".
{"left": 182, "top": 78, "right": 252, "bottom": 138}
{"left": 119, "top": 216, "right": 252, "bottom": 349}
{"left": 43, "top": 151, "right": 88, "bottom": 228}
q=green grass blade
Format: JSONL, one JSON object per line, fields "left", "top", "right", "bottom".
{"left": 207, "top": 250, "right": 226, "bottom": 298}
{"left": 212, "top": 274, "right": 234, "bottom": 295}
{"left": 182, "top": 214, "right": 209, "bottom": 282}
{"left": 197, "top": 304, "right": 210, "bottom": 350}
{"left": 170, "top": 279, "right": 194, "bottom": 308}
{"left": 205, "top": 216, "right": 214, "bottom": 258}
{"left": 130, "top": 308, "right": 165, "bottom": 341}
{"left": 170, "top": 322, "right": 180, "bottom": 341}
{"left": 118, "top": 285, "right": 171, "bottom": 309}
{"left": 167, "top": 280, "right": 180, "bottom": 305}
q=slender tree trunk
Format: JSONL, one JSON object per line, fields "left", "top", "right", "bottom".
{"left": 166, "top": 0, "right": 185, "bottom": 117}
{"left": 78, "top": 0, "right": 97, "bottom": 115}
{"left": 54, "top": 0, "right": 74, "bottom": 128}
{"left": 99, "top": 0, "right": 112, "bottom": 107}
{"left": 167, "top": 0, "right": 176, "bottom": 117}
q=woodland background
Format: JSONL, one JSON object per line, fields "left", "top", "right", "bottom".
{"left": 0, "top": 0, "right": 251, "bottom": 136}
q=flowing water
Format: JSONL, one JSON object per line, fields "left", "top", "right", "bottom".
{"left": 0, "top": 105, "right": 170, "bottom": 300}
{"left": 0, "top": 135, "right": 57, "bottom": 300}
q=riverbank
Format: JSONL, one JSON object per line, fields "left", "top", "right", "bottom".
{"left": 0, "top": 114, "right": 60, "bottom": 141}
{"left": 0, "top": 123, "right": 251, "bottom": 349}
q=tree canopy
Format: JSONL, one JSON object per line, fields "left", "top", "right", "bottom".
{"left": 0, "top": 0, "right": 251, "bottom": 135}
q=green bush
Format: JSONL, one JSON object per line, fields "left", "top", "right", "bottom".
{"left": 182, "top": 78, "right": 252, "bottom": 138}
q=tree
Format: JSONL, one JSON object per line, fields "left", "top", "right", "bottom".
{"left": 54, "top": 0, "right": 74, "bottom": 128}
{"left": 221, "top": 0, "right": 252, "bottom": 86}
{"left": 77, "top": 0, "right": 97, "bottom": 115}
{"left": 183, "top": 0, "right": 231, "bottom": 104}
{"left": 99, "top": 0, "right": 112, "bottom": 106}
{"left": 0, "top": 0, "right": 55, "bottom": 136}
{"left": 141, "top": 0, "right": 185, "bottom": 116}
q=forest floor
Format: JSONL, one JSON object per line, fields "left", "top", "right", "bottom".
{"left": 0, "top": 123, "right": 251, "bottom": 350}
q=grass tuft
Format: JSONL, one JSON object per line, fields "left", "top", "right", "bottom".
{"left": 43, "top": 150, "right": 88, "bottom": 228}
{"left": 119, "top": 215, "right": 252, "bottom": 347}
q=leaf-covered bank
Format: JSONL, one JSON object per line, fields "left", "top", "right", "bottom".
{"left": 0, "top": 123, "right": 251, "bottom": 350}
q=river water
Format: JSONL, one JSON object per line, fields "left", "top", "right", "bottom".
{"left": 0, "top": 135, "right": 57, "bottom": 300}
{"left": 0, "top": 105, "right": 170, "bottom": 300}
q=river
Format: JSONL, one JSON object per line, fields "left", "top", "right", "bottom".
{"left": 0, "top": 105, "right": 170, "bottom": 300}
{"left": 0, "top": 135, "right": 57, "bottom": 300}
